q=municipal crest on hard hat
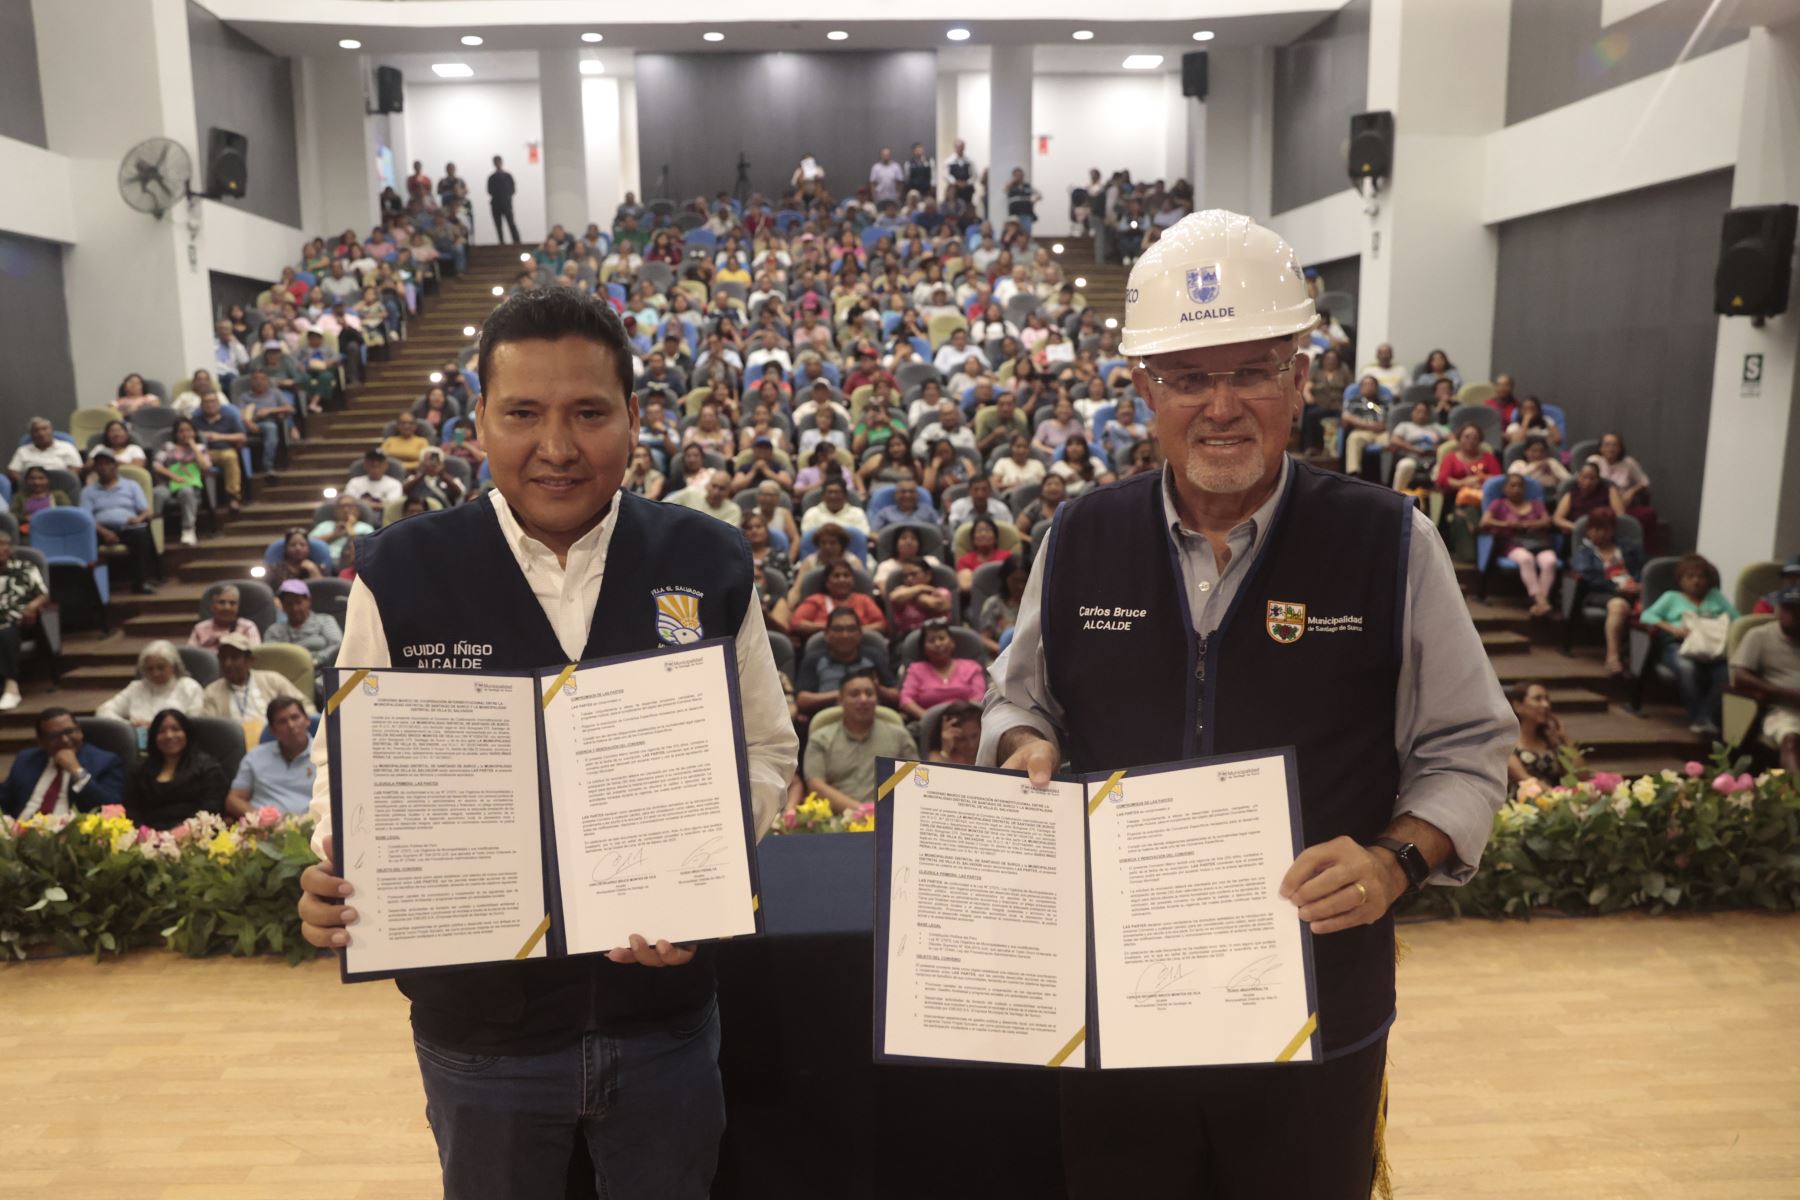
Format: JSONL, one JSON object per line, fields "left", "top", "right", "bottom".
{"left": 1267, "top": 600, "right": 1306, "bottom": 644}
{"left": 1186, "top": 265, "right": 1221, "bottom": 305}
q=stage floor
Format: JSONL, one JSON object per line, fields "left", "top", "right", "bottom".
{"left": 2, "top": 912, "right": 1796, "bottom": 1199}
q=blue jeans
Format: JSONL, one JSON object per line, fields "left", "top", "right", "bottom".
{"left": 253, "top": 420, "right": 280, "bottom": 471}
{"left": 412, "top": 999, "right": 723, "bottom": 1200}
{"left": 1661, "top": 642, "right": 1727, "bottom": 727}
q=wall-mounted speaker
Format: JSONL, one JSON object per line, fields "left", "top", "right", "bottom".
{"left": 1347, "top": 110, "right": 1393, "bottom": 184}
{"left": 207, "top": 128, "right": 247, "bottom": 200}
{"left": 1181, "top": 52, "right": 1209, "bottom": 100}
{"left": 375, "top": 65, "right": 404, "bottom": 114}
{"left": 1715, "top": 204, "right": 1797, "bottom": 318}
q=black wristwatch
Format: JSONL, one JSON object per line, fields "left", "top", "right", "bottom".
{"left": 1369, "top": 837, "right": 1431, "bottom": 897}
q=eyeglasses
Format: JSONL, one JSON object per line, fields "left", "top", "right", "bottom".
{"left": 1143, "top": 354, "right": 1298, "bottom": 404}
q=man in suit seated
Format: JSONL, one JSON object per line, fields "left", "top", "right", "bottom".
{"left": 2, "top": 707, "right": 126, "bottom": 819}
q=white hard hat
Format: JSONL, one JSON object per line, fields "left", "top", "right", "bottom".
{"left": 1118, "top": 209, "right": 1317, "bottom": 358}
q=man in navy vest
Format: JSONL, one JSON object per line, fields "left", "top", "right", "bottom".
{"left": 981, "top": 211, "right": 1514, "bottom": 1197}
{"left": 296, "top": 289, "right": 796, "bottom": 1199}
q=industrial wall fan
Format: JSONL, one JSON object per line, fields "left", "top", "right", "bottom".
{"left": 117, "top": 137, "right": 194, "bottom": 219}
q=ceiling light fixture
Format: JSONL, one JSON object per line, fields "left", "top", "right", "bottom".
{"left": 946, "top": 28, "right": 971, "bottom": 42}
{"left": 431, "top": 62, "right": 474, "bottom": 78}
{"left": 1074, "top": 277, "right": 1088, "bottom": 287}
{"left": 460, "top": 35, "right": 483, "bottom": 46}
{"left": 492, "top": 285, "right": 504, "bottom": 296}
{"left": 429, "top": 372, "right": 443, "bottom": 383}
{"left": 827, "top": 30, "right": 849, "bottom": 42}
{"left": 322, "top": 488, "right": 338, "bottom": 499}
{"left": 1072, "top": 30, "right": 1094, "bottom": 41}
{"left": 1104, "top": 317, "right": 1119, "bottom": 329}
{"left": 1052, "top": 243, "right": 1065, "bottom": 254}
{"left": 581, "top": 32, "right": 603, "bottom": 44}
{"left": 703, "top": 31, "right": 725, "bottom": 42}
{"left": 579, "top": 60, "right": 604, "bottom": 75}
{"left": 1192, "top": 30, "right": 1216, "bottom": 42}
{"left": 520, "top": 252, "right": 532, "bottom": 262}
{"left": 338, "top": 38, "right": 361, "bottom": 50}
{"left": 1121, "top": 55, "right": 1163, "bottom": 70}
{"left": 462, "top": 325, "right": 476, "bottom": 337}
{"left": 249, "top": 565, "right": 267, "bottom": 579}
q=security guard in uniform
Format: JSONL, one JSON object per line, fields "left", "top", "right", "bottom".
{"left": 981, "top": 211, "right": 1515, "bottom": 1196}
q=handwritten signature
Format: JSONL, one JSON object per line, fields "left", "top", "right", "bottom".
{"left": 681, "top": 836, "right": 726, "bottom": 869}
{"left": 1224, "top": 955, "right": 1282, "bottom": 993}
{"left": 592, "top": 846, "right": 648, "bottom": 882}
{"left": 1132, "top": 961, "right": 1197, "bottom": 997}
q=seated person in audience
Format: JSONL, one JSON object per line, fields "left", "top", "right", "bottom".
{"left": 874, "top": 525, "right": 943, "bottom": 596}
{"left": 4, "top": 705, "right": 126, "bottom": 817}
{"left": 443, "top": 418, "right": 486, "bottom": 470}
{"left": 684, "top": 402, "right": 737, "bottom": 457}
{"left": 0, "top": 529, "right": 48, "bottom": 712}
{"left": 899, "top": 620, "right": 985, "bottom": 720}
{"left": 859, "top": 436, "right": 922, "bottom": 491}
{"left": 978, "top": 552, "right": 1030, "bottom": 658}
{"left": 1413, "top": 348, "right": 1462, "bottom": 389}
{"left": 9, "top": 466, "right": 72, "bottom": 536}
{"left": 225, "top": 695, "right": 317, "bottom": 818}
{"left": 1570, "top": 507, "right": 1644, "bottom": 676}
{"left": 311, "top": 493, "right": 374, "bottom": 569}
{"left": 957, "top": 517, "right": 1011, "bottom": 591}
{"left": 1504, "top": 393, "right": 1559, "bottom": 447}
{"left": 731, "top": 437, "right": 793, "bottom": 494}
{"left": 1639, "top": 553, "right": 1739, "bottom": 735}
{"left": 636, "top": 394, "right": 680, "bottom": 469}
{"left": 667, "top": 473, "right": 743, "bottom": 525}
{"left": 1428, "top": 377, "right": 1457, "bottom": 426}
{"left": 740, "top": 511, "right": 783, "bottom": 572}
{"left": 1015, "top": 471, "right": 1068, "bottom": 541}
{"left": 1506, "top": 682, "right": 1575, "bottom": 791}
{"left": 623, "top": 444, "right": 665, "bottom": 500}
{"left": 1553, "top": 460, "right": 1624, "bottom": 535}
{"left": 398, "top": 495, "right": 431, "bottom": 521}
{"left": 927, "top": 700, "right": 982, "bottom": 765}
{"left": 9, "top": 417, "right": 84, "bottom": 482}
{"left": 266, "top": 528, "right": 325, "bottom": 587}
{"left": 113, "top": 372, "right": 162, "bottom": 419}
{"left": 1032, "top": 395, "right": 1085, "bottom": 456}
{"left": 238, "top": 369, "right": 301, "bottom": 469}
{"left": 344, "top": 448, "right": 404, "bottom": 508}
{"left": 888, "top": 560, "right": 954, "bottom": 639}
{"left": 1121, "top": 439, "right": 1162, "bottom": 479}
{"left": 796, "top": 609, "right": 899, "bottom": 714}
{"left": 203, "top": 632, "right": 312, "bottom": 723}
{"left": 913, "top": 400, "right": 978, "bottom": 460}
{"left": 738, "top": 400, "right": 788, "bottom": 456}
{"left": 98, "top": 640, "right": 206, "bottom": 730}
{"left": 152, "top": 419, "right": 213, "bottom": 547}
{"left": 190, "top": 583, "right": 261, "bottom": 650}
{"left": 1730, "top": 584, "right": 1800, "bottom": 773}
{"left": 255, "top": 343, "right": 305, "bottom": 412}
{"left": 124, "top": 708, "right": 227, "bottom": 831}
{"left": 404, "top": 447, "right": 463, "bottom": 508}
{"left": 85, "top": 420, "right": 147, "bottom": 482}
{"left": 1485, "top": 373, "right": 1519, "bottom": 426}
{"left": 191, "top": 389, "right": 247, "bottom": 513}
{"left": 804, "top": 670, "right": 918, "bottom": 812}
{"left": 212, "top": 319, "right": 250, "bottom": 389}
{"left": 753, "top": 560, "right": 793, "bottom": 638}
{"left": 1051, "top": 435, "right": 1113, "bottom": 496}
{"left": 870, "top": 478, "right": 938, "bottom": 533}
{"left": 797, "top": 405, "right": 848, "bottom": 459}
{"left": 947, "top": 475, "right": 1013, "bottom": 529}
{"left": 82, "top": 447, "right": 159, "bottom": 593}
{"left": 380, "top": 412, "right": 431, "bottom": 472}
{"left": 1388, "top": 399, "right": 1449, "bottom": 493}
{"left": 1435, "top": 422, "right": 1501, "bottom": 509}
{"left": 1482, "top": 473, "right": 1560, "bottom": 617}
{"left": 265, "top": 578, "right": 344, "bottom": 673}
{"left": 1508, "top": 434, "right": 1570, "bottom": 492}
{"left": 1339, "top": 376, "right": 1389, "bottom": 475}
{"left": 801, "top": 479, "right": 870, "bottom": 536}
{"left": 789, "top": 521, "right": 861, "bottom": 601}
{"left": 1750, "top": 558, "right": 1800, "bottom": 614}
{"left": 852, "top": 397, "right": 909, "bottom": 459}
{"left": 1100, "top": 400, "right": 1150, "bottom": 464}
{"left": 1591, "top": 432, "right": 1657, "bottom": 544}
{"left": 992, "top": 434, "right": 1046, "bottom": 491}
{"left": 299, "top": 330, "right": 343, "bottom": 413}
{"left": 792, "top": 561, "right": 887, "bottom": 643}
{"left": 1359, "top": 342, "right": 1409, "bottom": 396}
{"left": 747, "top": 481, "right": 800, "bottom": 558}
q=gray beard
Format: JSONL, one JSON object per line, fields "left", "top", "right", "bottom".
{"left": 1180, "top": 439, "right": 1266, "bottom": 495}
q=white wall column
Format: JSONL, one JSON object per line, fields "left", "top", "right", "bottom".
{"left": 935, "top": 61, "right": 959, "bottom": 177}
{"left": 1164, "top": 73, "right": 1192, "bottom": 190}
{"left": 1202, "top": 51, "right": 1257, "bottom": 214}
{"left": 299, "top": 52, "right": 379, "bottom": 238}
{"left": 32, "top": 0, "right": 214, "bottom": 401}
{"left": 617, "top": 74, "right": 641, "bottom": 207}
{"left": 540, "top": 49, "right": 589, "bottom": 233}
{"left": 1697, "top": 21, "right": 1800, "bottom": 583}
{"left": 987, "top": 45, "right": 1033, "bottom": 229}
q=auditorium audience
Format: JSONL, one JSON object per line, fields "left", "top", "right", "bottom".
{"left": 956, "top": 517, "right": 1011, "bottom": 591}
{"left": 1553, "top": 460, "right": 1624, "bottom": 535}
{"left": 311, "top": 494, "right": 374, "bottom": 569}
{"left": 379, "top": 412, "right": 430, "bottom": 472}
{"left": 1640, "top": 553, "right": 1738, "bottom": 735}
{"left": 1591, "top": 432, "right": 1658, "bottom": 544}
{"left": 10, "top": 466, "right": 71, "bottom": 536}
{"left": 2, "top": 708, "right": 125, "bottom": 818}
{"left": 1506, "top": 683, "right": 1577, "bottom": 790}
{"left": 9, "top": 418, "right": 84, "bottom": 480}
{"left": 978, "top": 553, "right": 1030, "bottom": 656}
{"left": 899, "top": 621, "right": 986, "bottom": 720}
{"left": 791, "top": 561, "right": 887, "bottom": 642}
{"left": 1730, "top": 584, "right": 1800, "bottom": 772}
{"left": 151, "top": 418, "right": 213, "bottom": 547}
{"left": 1569, "top": 507, "right": 1644, "bottom": 676}
{"left": 803, "top": 670, "right": 918, "bottom": 811}
{"left": 225, "top": 695, "right": 318, "bottom": 817}
{"left": 1508, "top": 435, "right": 1570, "bottom": 492}
{"left": 887, "top": 560, "right": 954, "bottom": 637}
{"left": 124, "top": 709, "right": 228, "bottom": 831}
{"left": 82, "top": 448, "right": 160, "bottom": 594}
{"left": 97, "top": 641, "right": 206, "bottom": 729}
{"left": 344, "top": 450, "right": 404, "bottom": 507}
{"left": 796, "top": 609, "right": 900, "bottom": 714}
{"left": 0, "top": 529, "right": 49, "bottom": 713}
{"left": 1481, "top": 474, "right": 1560, "bottom": 618}
{"left": 203, "top": 633, "right": 312, "bottom": 723}
{"left": 1388, "top": 399, "right": 1448, "bottom": 494}
{"left": 265, "top": 579, "right": 344, "bottom": 673}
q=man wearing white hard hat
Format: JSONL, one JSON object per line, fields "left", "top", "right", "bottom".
{"left": 980, "top": 210, "right": 1514, "bottom": 1196}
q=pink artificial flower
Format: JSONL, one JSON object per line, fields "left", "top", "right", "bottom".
{"left": 1711, "top": 772, "right": 1738, "bottom": 794}
{"left": 170, "top": 825, "right": 192, "bottom": 843}
{"left": 783, "top": 810, "right": 797, "bottom": 829}
{"left": 1684, "top": 761, "right": 1705, "bottom": 778}
{"left": 256, "top": 805, "right": 283, "bottom": 829}
{"left": 1734, "top": 773, "right": 1755, "bottom": 793}
{"left": 100, "top": 804, "right": 127, "bottom": 818}
{"left": 135, "top": 825, "right": 153, "bottom": 843}
{"left": 1590, "top": 772, "right": 1623, "bottom": 793}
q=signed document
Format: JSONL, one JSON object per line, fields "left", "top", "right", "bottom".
{"left": 875, "top": 752, "right": 1317, "bottom": 1069}
{"left": 326, "top": 640, "right": 760, "bottom": 982}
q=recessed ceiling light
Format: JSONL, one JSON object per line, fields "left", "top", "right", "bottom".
{"left": 338, "top": 38, "right": 361, "bottom": 50}
{"left": 520, "top": 252, "right": 532, "bottom": 262}
{"left": 579, "top": 59, "right": 604, "bottom": 75}
{"left": 462, "top": 325, "right": 476, "bottom": 336}
{"left": 581, "top": 32, "right": 603, "bottom": 43}
{"left": 946, "top": 28, "right": 971, "bottom": 42}
{"left": 703, "top": 31, "right": 724, "bottom": 42}
{"left": 460, "top": 35, "right": 483, "bottom": 46}
{"left": 1074, "top": 277, "right": 1088, "bottom": 287}
{"left": 1104, "top": 317, "right": 1119, "bottom": 329}
{"left": 1121, "top": 55, "right": 1163, "bottom": 70}
{"left": 432, "top": 62, "right": 474, "bottom": 78}
{"left": 429, "top": 371, "right": 444, "bottom": 383}
{"left": 827, "top": 30, "right": 849, "bottom": 42}
{"left": 1192, "top": 30, "right": 1216, "bottom": 42}
{"left": 249, "top": 565, "right": 266, "bottom": 579}
{"left": 1052, "top": 243, "right": 1065, "bottom": 254}
{"left": 322, "top": 488, "right": 338, "bottom": 499}
{"left": 1072, "top": 30, "right": 1094, "bottom": 41}
{"left": 492, "top": 285, "right": 504, "bottom": 296}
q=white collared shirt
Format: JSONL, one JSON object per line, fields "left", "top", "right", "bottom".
{"left": 309, "top": 491, "right": 798, "bottom": 855}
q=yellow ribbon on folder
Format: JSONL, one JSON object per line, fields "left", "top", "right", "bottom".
{"left": 1275, "top": 1012, "right": 1319, "bottom": 1062}
{"left": 1087, "top": 770, "right": 1127, "bottom": 815}
{"left": 514, "top": 913, "right": 552, "bottom": 959}
{"left": 876, "top": 761, "right": 917, "bottom": 799}
{"left": 1047, "top": 1027, "right": 1087, "bottom": 1068}
{"left": 324, "top": 669, "right": 370, "bottom": 715}
{"left": 541, "top": 663, "right": 578, "bottom": 709}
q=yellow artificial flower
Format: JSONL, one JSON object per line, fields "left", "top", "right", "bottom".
{"left": 205, "top": 828, "right": 239, "bottom": 863}
{"left": 1631, "top": 776, "right": 1658, "bottom": 806}
{"left": 796, "top": 795, "right": 834, "bottom": 824}
{"left": 1661, "top": 769, "right": 1680, "bottom": 784}
{"left": 846, "top": 815, "right": 875, "bottom": 833}
{"left": 76, "top": 813, "right": 102, "bottom": 836}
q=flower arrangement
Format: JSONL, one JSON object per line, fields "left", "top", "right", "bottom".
{"left": 0, "top": 805, "right": 318, "bottom": 964}
{"left": 774, "top": 793, "right": 876, "bottom": 835}
{"left": 1403, "top": 750, "right": 1800, "bottom": 918}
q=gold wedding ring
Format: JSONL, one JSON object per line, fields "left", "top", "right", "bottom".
{"left": 1353, "top": 881, "right": 1369, "bottom": 906}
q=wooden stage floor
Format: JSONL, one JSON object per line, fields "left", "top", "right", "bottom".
{"left": 2, "top": 912, "right": 1795, "bottom": 1199}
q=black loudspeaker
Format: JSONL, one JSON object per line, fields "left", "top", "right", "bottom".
{"left": 1347, "top": 110, "right": 1393, "bottom": 183}
{"left": 1715, "top": 204, "right": 1797, "bottom": 318}
{"left": 207, "top": 128, "right": 247, "bottom": 200}
{"left": 1181, "top": 52, "right": 1209, "bottom": 100}
{"left": 375, "top": 65, "right": 404, "bottom": 114}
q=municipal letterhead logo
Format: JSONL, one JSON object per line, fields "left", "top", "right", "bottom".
{"left": 1186, "top": 264, "right": 1221, "bottom": 305}
{"left": 360, "top": 674, "right": 380, "bottom": 697}
{"left": 1267, "top": 600, "right": 1306, "bottom": 645}
{"left": 914, "top": 766, "right": 930, "bottom": 788}
{"left": 653, "top": 586, "right": 704, "bottom": 645}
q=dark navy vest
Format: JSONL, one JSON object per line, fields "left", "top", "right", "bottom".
{"left": 1042, "top": 462, "right": 1412, "bottom": 1057}
{"left": 356, "top": 490, "right": 753, "bottom": 1053}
